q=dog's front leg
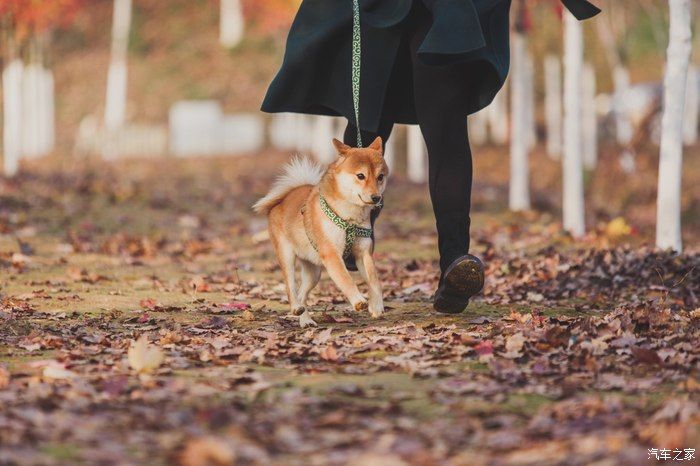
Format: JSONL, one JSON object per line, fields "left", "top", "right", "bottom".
{"left": 356, "top": 249, "right": 383, "bottom": 318}
{"left": 319, "top": 246, "right": 367, "bottom": 313}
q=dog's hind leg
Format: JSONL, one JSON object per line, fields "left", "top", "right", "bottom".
{"left": 297, "top": 260, "right": 321, "bottom": 309}
{"left": 275, "top": 239, "right": 300, "bottom": 314}
{"left": 296, "top": 260, "right": 320, "bottom": 328}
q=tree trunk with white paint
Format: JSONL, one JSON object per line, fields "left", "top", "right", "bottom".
{"left": 524, "top": 52, "right": 536, "bottom": 150}
{"left": 383, "top": 130, "right": 396, "bottom": 171}
{"left": 656, "top": 0, "right": 692, "bottom": 252}
{"left": 40, "top": 66, "right": 55, "bottom": 155}
{"left": 469, "top": 111, "right": 488, "bottom": 146}
{"left": 220, "top": 0, "right": 244, "bottom": 48}
{"left": 562, "top": 12, "right": 585, "bottom": 237}
{"left": 683, "top": 65, "right": 698, "bottom": 145}
{"left": 269, "top": 113, "right": 297, "bottom": 150}
{"left": 294, "top": 114, "right": 313, "bottom": 153}
{"left": 582, "top": 63, "right": 598, "bottom": 169}
{"left": 311, "top": 116, "right": 336, "bottom": 163}
{"left": 22, "top": 62, "right": 44, "bottom": 158}
{"left": 3, "top": 57, "right": 23, "bottom": 176}
{"left": 509, "top": 32, "right": 530, "bottom": 211}
{"left": 613, "top": 66, "right": 632, "bottom": 146}
{"left": 105, "top": 0, "right": 132, "bottom": 131}
{"left": 407, "top": 125, "right": 427, "bottom": 183}
{"left": 544, "top": 55, "right": 562, "bottom": 159}
{"left": 487, "top": 81, "right": 509, "bottom": 145}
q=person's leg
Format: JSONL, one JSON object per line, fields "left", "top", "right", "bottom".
{"left": 342, "top": 119, "right": 394, "bottom": 149}
{"left": 409, "top": 7, "right": 484, "bottom": 312}
{"left": 409, "top": 30, "right": 472, "bottom": 272}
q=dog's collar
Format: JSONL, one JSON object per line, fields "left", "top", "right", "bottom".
{"left": 318, "top": 195, "right": 373, "bottom": 258}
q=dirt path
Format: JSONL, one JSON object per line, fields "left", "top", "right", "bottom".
{"left": 0, "top": 153, "right": 698, "bottom": 465}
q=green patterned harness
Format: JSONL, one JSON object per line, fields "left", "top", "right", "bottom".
{"left": 305, "top": 195, "right": 373, "bottom": 259}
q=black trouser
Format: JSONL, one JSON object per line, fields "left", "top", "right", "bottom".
{"left": 344, "top": 3, "right": 473, "bottom": 274}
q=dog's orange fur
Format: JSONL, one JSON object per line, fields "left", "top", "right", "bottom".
{"left": 257, "top": 137, "right": 389, "bottom": 327}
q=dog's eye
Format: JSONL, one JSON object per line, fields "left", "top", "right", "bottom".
{"left": 377, "top": 174, "right": 385, "bottom": 182}
{"left": 356, "top": 173, "right": 366, "bottom": 180}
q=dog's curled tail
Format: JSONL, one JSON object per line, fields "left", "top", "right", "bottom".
{"left": 252, "top": 156, "right": 324, "bottom": 215}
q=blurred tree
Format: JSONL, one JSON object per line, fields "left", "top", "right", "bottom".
{"left": 1, "top": 0, "right": 83, "bottom": 175}
{"left": 509, "top": 0, "right": 532, "bottom": 212}
{"left": 220, "top": 0, "right": 244, "bottom": 48}
{"left": 562, "top": 8, "right": 585, "bottom": 237}
{"left": 104, "top": 0, "right": 131, "bottom": 136}
{"left": 656, "top": 0, "right": 692, "bottom": 252}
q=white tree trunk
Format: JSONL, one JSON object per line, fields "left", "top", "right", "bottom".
{"left": 269, "top": 113, "right": 297, "bottom": 150}
{"left": 20, "top": 61, "right": 53, "bottom": 159}
{"left": 294, "top": 114, "right": 312, "bottom": 153}
{"left": 2, "top": 59, "right": 23, "bottom": 176}
{"left": 40, "top": 67, "right": 55, "bottom": 155}
{"left": 469, "top": 111, "right": 488, "bottom": 145}
{"left": 683, "top": 65, "right": 698, "bottom": 145}
{"left": 22, "top": 63, "right": 43, "bottom": 158}
{"left": 407, "top": 125, "right": 427, "bottom": 183}
{"left": 524, "top": 52, "right": 537, "bottom": 150}
{"left": 582, "top": 63, "right": 598, "bottom": 169}
{"left": 487, "top": 81, "right": 509, "bottom": 145}
{"left": 105, "top": 0, "right": 132, "bottom": 131}
{"left": 562, "top": 12, "right": 585, "bottom": 237}
{"left": 311, "top": 116, "right": 335, "bottom": 163}
{"left": 220, "top": 0, "right": 244, "bottom": 48}
{"left": 509, "top": 32, "right": 530, "bottom": 211}
{"left": 544, "top": 55, "right": 562, "bottom": 159}
{"left": 613, "top": 66, "right": 633, "bottom": 145}
{"left": 656, "top": 0, "right": 692, "bottom": 252}
{"left": 383, "top": 130, "right": 396, "bottom": 171}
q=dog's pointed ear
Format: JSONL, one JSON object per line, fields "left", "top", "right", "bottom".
{"left": 332, "top": 138, "right": 351, "bottom": 156}
{"left": 368, "top": 136, "right": 383, "bottom": 154}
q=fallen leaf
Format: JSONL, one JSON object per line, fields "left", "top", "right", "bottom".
{"left": 42, "top": 363, "right": 77, "bottom": 380}
{"left": 179, "top": 436, "right": 235, "bottom": 466}
{"left": 581, "top": 337, "right": 609, "bottom": 356}
{"left": 319, "top": 346, "right": 338, "bottom": 362}
{"left": 0, "top": 366, "right": 9, "bottom": 388}
{"left": 605, "top": 217, "right": 632, "bottom": 238}
{"left": 474, "top": 340, "right": 494, "bottom": 356}
{"left": 128, "top": 334, "right": 165, "bottom": 374}
{"left": 220, "top": 301, "right": 250, "bottom": 312}
{"left": 631, "top": 347, "right": 663, "bottom": 366}
{"left": 504, "top": 332, "right": 526, "bottom": 358}
{"left": 140, "top": 298, "right": 158, "bottom": 309}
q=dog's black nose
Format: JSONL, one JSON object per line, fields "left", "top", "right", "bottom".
{"left": 371, "top": 195, "right": 382, "bottom": 204}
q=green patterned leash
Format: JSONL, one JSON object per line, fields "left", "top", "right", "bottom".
{"left": 351, "top": 0, "right": 362, "bottom": 148}
{"left": 305, "top": 195, "right": 373, "bottom": 258}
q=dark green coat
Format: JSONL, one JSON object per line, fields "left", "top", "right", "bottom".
{"left": 261, "top": 0, "right": 600, "bottom": 133}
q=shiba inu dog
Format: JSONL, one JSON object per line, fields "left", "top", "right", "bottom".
{"left": 253, "top": 137, "right": 388, "bottom": 327}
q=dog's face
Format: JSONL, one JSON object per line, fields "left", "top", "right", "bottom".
{"left": 330, "top": 137, "right": 389, "bottom": 207}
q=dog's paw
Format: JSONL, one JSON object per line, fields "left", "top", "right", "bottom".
{"left": 353, "top": 300, "right": 368, "bottom": 313}
{"left": 299, "top": 311, "right": 317, "bottom": 328}
{"left": 292, "top": 306, "right": 306, "bottom": 316}
{"left": 369, "top": 307, "right": 384, "bottom": 318}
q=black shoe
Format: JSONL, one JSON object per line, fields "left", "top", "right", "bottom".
{"left": 433, "top": 254, "right": 485, "bottom": 314}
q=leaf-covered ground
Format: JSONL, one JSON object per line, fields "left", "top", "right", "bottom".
{"left": 0, "top": 149, "right": 698, "bottom": 466}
